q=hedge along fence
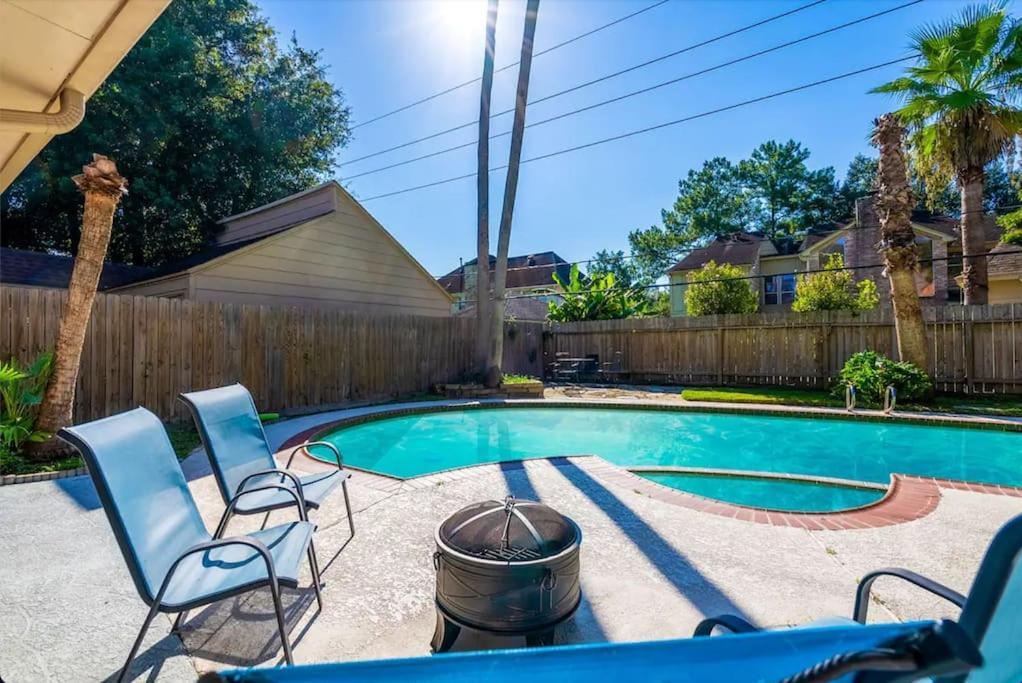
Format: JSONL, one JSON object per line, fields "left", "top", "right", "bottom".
{"left": 0, "top": 285, "right": 543, "bottom": 422}
{"left": 546, "top": 304, "right": 1022, "bottom": 394}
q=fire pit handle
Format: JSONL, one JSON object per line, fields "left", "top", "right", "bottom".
{"left": 542, "top": 569, "right": 557, "bottom": 591}
{"left": 433, "top": 551, "right": 442, "bottom": 571}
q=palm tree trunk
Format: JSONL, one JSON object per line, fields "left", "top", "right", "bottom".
{"left": 30, "top": 155, "right": 127, "bottom": 459}
{"left": 474, "top": 0, "right": 499, "bottom": 379}
{"left": 485, "top": 0, "right": 541, "bottom": 388}
{"left": 959, "top": 167, "right": 989, "bottom": 305}
{"left": 871, "top": 115, "right": 930, "bottom": 375}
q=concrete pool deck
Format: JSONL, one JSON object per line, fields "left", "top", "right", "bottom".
{"left": 1, "top": 392, "right": 1020, "bottom": 681}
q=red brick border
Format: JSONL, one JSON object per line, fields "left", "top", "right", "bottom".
{"left": 589, "top": 464, "right": 943, "bottom": 530}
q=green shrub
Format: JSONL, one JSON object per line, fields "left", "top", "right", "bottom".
{"left": 834, "top": 350, "right": 932, "bottom": 405}
{"left": 683, "top": 261, "right": 759, "bottom": 316}
{"left": 0, "top": 352, "right": 54, "bottom": 459}
{"left": 996, "top": 208, "right": 1022, "bottom": 245}
{"left": 792, "top": 253, "right": 879, "bottom": 313}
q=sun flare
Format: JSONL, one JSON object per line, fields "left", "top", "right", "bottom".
{"left": 431, "top": 0, "right": 490, "bottom": 42}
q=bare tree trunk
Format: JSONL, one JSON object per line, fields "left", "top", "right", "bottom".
{"left": 959, "top": 168, "right": 989, "bottom": 305}
{"left": 474, "top": 0, "right": 499, "bottom": 379}
{"left": 485, "top": 0, "right": 541, "bottom": 388}
{"left": 871, "top": 115, "right": 930, "bottom": 375}
{"left": 30, "top": 155, "right": 127, "bottom": 459}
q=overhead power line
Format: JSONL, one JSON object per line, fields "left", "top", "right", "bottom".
{"left": 439, "top": 201, "right": 1022, "bottom": 277}
{"left": 455, "top": 247, "right": 1022, "bottom": 305}
{"left": 350, "top": 0, "right": 673, "bottom": 130}
{"left": 359, "top": 56, "right": 916, "bottom": 203}
{"left": 343, "top": 0, "right": 924, "bottom": 182}
{"left": 340, "top": 0, "right": 829, "bottom": 166}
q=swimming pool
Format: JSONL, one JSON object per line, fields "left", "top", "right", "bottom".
{"left": 310, "top": 406, "right": 1021, "bottom": 497}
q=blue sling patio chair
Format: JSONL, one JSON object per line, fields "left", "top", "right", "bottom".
{"left": 179, "top": 384, "right": 354, "bottom": 542}
{"left": 695, "top": 511, "right": 1022, "bottom": 682}
{"left": 58, "top": 408, "right": 322, "bottom": 682}
{"left": 207, "top": 513, "right": 1022, "bottom": 683}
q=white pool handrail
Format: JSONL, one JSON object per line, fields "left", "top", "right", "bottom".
{"left": 845, "top": 384, "right": 856, "bottom": 412}
{"left": 883, "top": 385, "right": 897, "bottom": 415}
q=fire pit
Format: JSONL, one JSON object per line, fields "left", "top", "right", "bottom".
{"left": 431, "top": 496, "right": 582, "bottom": 653}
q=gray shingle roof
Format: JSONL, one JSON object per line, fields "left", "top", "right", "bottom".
{"left": 0, "top": 247, "right": 155, "bottom": 290}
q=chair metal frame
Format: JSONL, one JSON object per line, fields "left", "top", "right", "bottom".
{"left": 59, "top": 411, "right": 323, "bottom": 682}
{"left": 179, "top": 387, "right": 355, "bottom": 542}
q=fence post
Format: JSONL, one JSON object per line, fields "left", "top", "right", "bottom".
{"left": 964, "top": 312, "right": 976, "bottom": 394}
{"left": 717, "top": 317, "right": 725, "bottom": 385}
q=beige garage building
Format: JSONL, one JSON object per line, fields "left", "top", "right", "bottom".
{"left": 107, "top": 181, "right": 452, "bottom": 316}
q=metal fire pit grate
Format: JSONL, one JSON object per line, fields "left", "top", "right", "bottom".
{"left": 476, "top": 545, "right": 542, "bottom": 562}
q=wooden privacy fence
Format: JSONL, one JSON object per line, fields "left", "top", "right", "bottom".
{"left": 0, "top": 285, "right": 539, "bottom": 422}
{"left": 547, "top": 304, "right": 1022, "bottom": 394}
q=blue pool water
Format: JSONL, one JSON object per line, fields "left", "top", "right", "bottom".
{"left": 314, "top": 407, "right": 1021, "bottom": 485}
{"left": 639, "top": 472, "right": 886, "bottom": 512}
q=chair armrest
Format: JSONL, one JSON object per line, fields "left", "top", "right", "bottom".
{"left": 153, "top": 536, "right": 278, "bottom": 608}
{"left": 287, "top": 441, "right": 344, "bottom": 470}
{"left": 237, "top": 468, "right": 305, "bottom": 503}
{"left": 215, "top": 481, "right": 309, "bottom": 538}
{"left": 854, "top": 568, "right": 966, "bottom": 624}
{"left": 693, "top": 614, "right": 759, "bottom": 637}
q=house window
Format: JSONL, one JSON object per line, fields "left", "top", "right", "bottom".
{"left": 764, "top": 273, "right": 796, "bottom": 305}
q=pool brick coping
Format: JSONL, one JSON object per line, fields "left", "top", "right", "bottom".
{"left": 277, "top": 399, "right": 1022, "bottom": 530}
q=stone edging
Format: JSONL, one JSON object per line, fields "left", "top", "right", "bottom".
{"left": 1, "top": 466, "right": 88, "bottom": 486}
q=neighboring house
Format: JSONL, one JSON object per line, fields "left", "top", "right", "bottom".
{"left": 976, "top": 242, "right": 1022, "bottom": 304}
{"left": 437, "top": 251, "right": 571, "bottom": 315}
{"left": 1, "top": 181, "right": 453, "bottom": 317}
{"left": 666, "top": 195, "right": 1019, "bottom": 316}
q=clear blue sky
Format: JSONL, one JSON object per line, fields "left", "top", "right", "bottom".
{"left": 257, "top": 0, "right": 968, "bottom": 276}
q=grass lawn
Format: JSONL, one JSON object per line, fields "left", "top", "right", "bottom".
{"left": 1, "top": 421, "right": 201, "bottom": 476}
{"left": 681, "top": 387, "right": 843, "bottom": 408}
{"left": 681, "top": 386, "right": 1022, "bottom": 417}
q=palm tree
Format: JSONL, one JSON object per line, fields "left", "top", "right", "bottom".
{"left": 486, "top": 0, "right": 541, "bottom": 388}
{"left": 872, "top": 2, "right": 1022, "bottom": 304}
{"left": 30, "top": 155, "right": 127, "bottom": 459}
{"left": 474, "top": 0, "right": 499, "bottom": 378}
{"left": 872, "top": 114, "right": 930, "bottom": 374}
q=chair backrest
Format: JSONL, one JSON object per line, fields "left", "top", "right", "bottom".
{"left": 179, "top": 384, "right": 276, "bottom": 503}
{"left": 58, "top": 408, "right": 208, "bottom": 604}
{"left": 958, "top": 513, "right": 1022, "bottom": 682}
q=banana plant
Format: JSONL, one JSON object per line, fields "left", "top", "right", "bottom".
{"left": 0, "top": 352, "right": 54, "bottom": 456}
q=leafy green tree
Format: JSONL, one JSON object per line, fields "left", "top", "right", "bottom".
{"left": 683, "top": 261, "right": 759, "bottom": 316}
{"left": 589, "top": 249, "right": 645, "bottom": 287}
{"left": 996, "top": 208, "right": 1022, "bottom": 244}
{"left": 792, "top": 254, "right": 879, "bottom": 313}
{"left": 0, "top": 0, "right": 351, "bottom": 266}
{"left": 836, "top": 154, "right": 878, "bottom": 218}
{"left": 629, "top": 140, "right": 841, "bottom": 275}
{"left": 738, "top": 140, "right": 840, "bottom": 239}
{"left": 872, "top": 2, "right": 1022, "bottom": 304}
{"left": 547, "top": 264, "right": 651, "bottom": 321}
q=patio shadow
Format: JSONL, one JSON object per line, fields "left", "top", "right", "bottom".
{"left": 173, "top": 586, "right": 320, "bottom": 668}
{"left": 551, "top": 458, "right": 754, "bottom": 626}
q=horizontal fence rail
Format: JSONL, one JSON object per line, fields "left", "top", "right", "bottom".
{"left": 2, "top": 285, "right": 1017, "bottom": 426}
{"left": 546, "top": 305, "right": 1022, "bottom": 395}
{"left": 0, "top": 286, "right": 543, "bottom": 422}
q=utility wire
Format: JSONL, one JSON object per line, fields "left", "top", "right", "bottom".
{"left": 343, "top": 0, "right": 924, "bottom": 182}
{"left": 438, "top": 201, "right": 1021, "bottom": 277}
{"left": 340, "top": 0, "right": 829, "bottom": 166}
{"left": 454, "top": 247, "right": 1022, "bottom": 305}
{"left": 359, "top": 56, "right": 916, "bottom": 202}
{"left": 349, "top": 0, "right": 673, "bottom": 130}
